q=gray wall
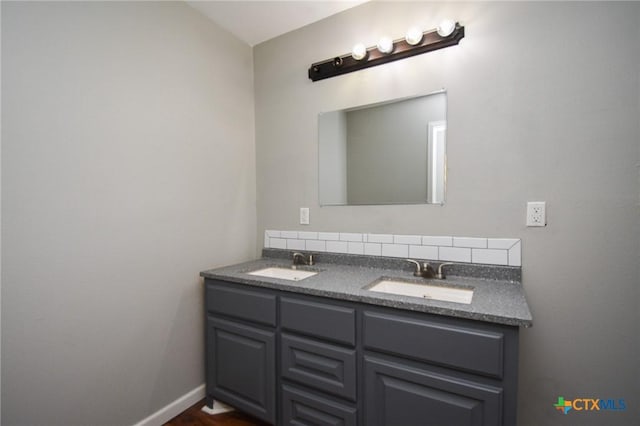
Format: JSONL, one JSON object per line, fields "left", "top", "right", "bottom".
{"left": 254, "top": 2, "right": 639, "bottom": 425}
{"left": 1, "top": 2, "right": 255, "bottom": 425}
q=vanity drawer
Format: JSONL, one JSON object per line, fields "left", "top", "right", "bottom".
{"left": 281, "top": 333, "right": 357, "bottom": 401}
{"left": 363, "top": 311, "right": 504, "bottom": 378}
{"left": 282, "top": 384, "right": 357, "bottom": 426}
{"left": 206, "top": 280, "right": 276, "bottom": 327}
{"left": 281, "top": 296, "right": 356, "bottom": 346}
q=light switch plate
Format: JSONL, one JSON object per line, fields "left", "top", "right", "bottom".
{"left": 299, "top": 207, "right": 310, "bottom": 225}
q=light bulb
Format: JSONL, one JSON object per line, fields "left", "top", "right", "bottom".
{"left": 405, "top": 26, "right": 423, "bottom": 46}
{"left": 352, "top": 43, "right": 367, "bottom": 60}
{"left": 377, "top": 37, "right": 394, "bottom": 54}
{"left": 437, "top": 20, "right": 456, "bottom": 37}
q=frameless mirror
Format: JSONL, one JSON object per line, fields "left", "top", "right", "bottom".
{"left": 319, "top": 90, "right": 447, "bottom": 206}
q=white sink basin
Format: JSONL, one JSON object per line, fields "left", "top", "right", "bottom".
{"left": 367, "top": 279, "right": 473, "bottom": 304}
{"left": 247, "top": 267, "right": 318, "bottom": 281}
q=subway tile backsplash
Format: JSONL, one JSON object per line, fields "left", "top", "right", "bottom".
{"left": 326, "top": 240, "right": 348, "bottom": 253}
{"left": 286, "top": 239, "right": 305, "bottom": 250}
{"left": 364, "top": 243, "right": 382, "bottom": 256}
{"left": 439, "top": 246, "right": 472, "bottom": 263}
{"left": 381, "top": 243, "right": 409, "bottom": 258}
{"left": 409, "top": 244, "right": 438, "bottom": 260}
{"left": 340, "top": 232, "right": 363, "bottom": 242}
{"left": 264, "top": 230, "right": 522, "bottom": 267}
{"left": 453, "top": 237, "right": 487, "bottom": 249}
{"left": 305, "top": 239, "right": 326, "bottom": 252}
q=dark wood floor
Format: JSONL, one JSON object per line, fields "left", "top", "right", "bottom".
{"left": 163, "top": 399, "right": 270, "bottom": 426}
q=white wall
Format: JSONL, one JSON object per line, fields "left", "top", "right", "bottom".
{"left": 254, "top": 2, "right": 639, "bottom": 425}
{"left": 1, "top": 2, "right": 255, "bottom": 425}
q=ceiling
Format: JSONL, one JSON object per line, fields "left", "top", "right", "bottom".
{"left": 186, "top": 0, "right": 369, "bottom": 46}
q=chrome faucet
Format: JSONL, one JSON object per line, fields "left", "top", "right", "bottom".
{"left": 406, "top": 260, "right": 455, "bottom": 279}
{"left": 406, "top": 259, "right": 436, "bottom": 279}
{"left": 292, "top": 252, "right": 314, "bottom": 269}
{"left": 435, "top": 263, "right": 454, "bottom": 279}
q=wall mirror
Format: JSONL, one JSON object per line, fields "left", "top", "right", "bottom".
{"left": 318, "top": 90, "right": 447, "bottom": 206}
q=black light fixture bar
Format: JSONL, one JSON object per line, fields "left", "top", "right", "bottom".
{"left": 308, "top": 23, "right": 464, "bottom": 82}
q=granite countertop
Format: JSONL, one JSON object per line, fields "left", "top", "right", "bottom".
{"left": 200, "top": 251, "right": 533, "bottom": 327}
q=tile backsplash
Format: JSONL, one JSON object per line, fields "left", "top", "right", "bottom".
{"left": 264, "top": 230, "right": 521, "bottom": 267}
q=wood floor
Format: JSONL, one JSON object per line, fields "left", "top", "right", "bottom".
{"left": 163, "top": 399, "right": 270, "bottom": 426}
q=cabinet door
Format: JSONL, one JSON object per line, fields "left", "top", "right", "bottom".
{"left": 364, "top": 356, "right": 503, "bottom": 426}
{"left": 207, "top": 316, "right": 276, "bottom": 424}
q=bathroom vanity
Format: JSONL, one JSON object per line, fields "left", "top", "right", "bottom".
{"left": 201, "top": 250, "right": 532, "bottom": 426}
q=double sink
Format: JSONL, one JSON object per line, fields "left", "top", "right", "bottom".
{"left": 247, "top": 265, "right": 474, "bottom": 305}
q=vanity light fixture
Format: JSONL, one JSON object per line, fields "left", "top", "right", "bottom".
{"left": 437, "top": 19, "right": 456, "bottom": 37}
{"left": 351, "top": 43, "right": 367, "bottom": 60}
{"left": 308, "top": 21, "right": 464, "bottom": 82}
{"left": 405, "top": 26, "right": 423, "bottom": 46}
{"left": 376, "top": 36, "right": 394, "bottom": 54}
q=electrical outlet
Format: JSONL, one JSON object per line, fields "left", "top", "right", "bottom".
{"left": 299, "top": 207, "right": 310, "bottom": 225}
{"left": 526, "top": 201, "right": 546, "bottom": 227}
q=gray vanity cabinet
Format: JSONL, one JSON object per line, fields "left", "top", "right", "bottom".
{"left": 205, "top": 280, "right": 277, "bottom": 424}
{"left": 205, "top": 279, "right": 519, "bottom": 426}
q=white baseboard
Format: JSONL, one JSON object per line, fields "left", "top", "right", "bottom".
{"left": 132, "top": 383, "right": 205, "bottom": 426}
